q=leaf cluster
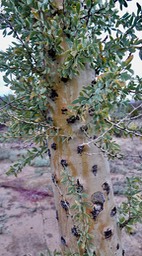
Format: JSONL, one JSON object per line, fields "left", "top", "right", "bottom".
{"left": 119, "top": 177, "right": 142, "bottom": 232}
{"left": 6, "top": 145, "right": 49, "bottom": 176}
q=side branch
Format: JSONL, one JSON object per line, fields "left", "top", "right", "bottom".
{"left": 6, "top": 111, "right": 59, "bottom": 131}
{"left": 81, "top": 102, "right": 142, "bottom": 147}
{"left": 105, "top": 118, "right": 142, "bottom": 138}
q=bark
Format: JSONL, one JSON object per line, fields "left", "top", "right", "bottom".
{"left": 49, "top": 2, "right": 123, "bottom": 255}
{"left": 49, "top": 68, "right": 122, "bottom": 256}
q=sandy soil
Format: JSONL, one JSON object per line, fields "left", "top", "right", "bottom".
{"left": 0, "top": 136, "right": 141, "bottom": 256}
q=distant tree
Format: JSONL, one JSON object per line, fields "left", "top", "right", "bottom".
{"left": 0, "top": 1, "right": 142, "bottom": 255}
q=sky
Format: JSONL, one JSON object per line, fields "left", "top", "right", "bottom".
{"left": 0, "top": 0, "right": 142, "bottom": 96}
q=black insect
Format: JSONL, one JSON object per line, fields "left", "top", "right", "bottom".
{"left": 91, "top": 206, "right": 100, "bottom": 220}
{"left": 60, "top": 159, "right": 68, "bottom": 168}
{"left": 61, "top": 108, "right": 68, "bottom": 114}
{"left": 110, "top": 206, "right": 117, "bottom": 217}
{"left": 48, "top": 48, "right": 56, "bottom": 60}
{"left": 51, "top": 143, "right": 57, "bottom": 150}
{"left": 47, "top": 149, "right": 51, "bottom": 158}
{"left": 50, "top": 89, "right": 58, "bottom": 101}
{"left": 71, "top": 225, "right": 80, "bottom": 237}
{"left": 61, "top": 236, "right": 67, "bottom": 246}
{"left": 60, "top": 200, "right": 70, "bottom": 211}
{"left": 61, "top": 76, "right": 69, "bottom": 83}
{"left": 104, "top": 228, "right": 113, "bottom": 239}
{"left": 91, "top": 200, "right": 104, "bottom": 220}
{"left": 102, "top": 182, "right": 110, "bottom": 195}
{"left": 93, "top": 135, "right": 97, "bottom": 140}
{"left": 91, "top": 165, "right": 98, "bottom": 176}
{"left": 76, "top": 179, "right": 83, "bottom": 193}
{"left": 88, "top": 107, "right": 95, "bottom": 116}
{"left": 95, "top": 68, "right": 100, "bottom": 75}
{"left": 91, "top": 191, "right": 105, "bottom": 220}
{"left": 51, "top": 174, "right": 58, "bottom": 184}
{"left": 47, "top": 116, "right": 53, "bottom": 123}
{"left": 66, "top": 115, "right": 79, "bottom": 124}
{"left": 122, "top": 249, "right": 125, "bottom": 256}
{"left": 56, "top": 210, "right": 59, "bottom": 221}
{"left": 91, "top": 79, "right": 97, "bottom": 86}
{"left": 67, "top": 136, "right": 72, "bottom": 141}
{"left": 77, "top": 145, "right": 84, "bottom": 154}
{"left": 117, "top": 243, "right": 120, "bottom": 250}
{"left": 80, "top": 125, "right": 88, "bottom": 132}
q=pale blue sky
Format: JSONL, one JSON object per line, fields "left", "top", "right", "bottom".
{"left": 0, "top": 0, "right": 142, "bottom": 96}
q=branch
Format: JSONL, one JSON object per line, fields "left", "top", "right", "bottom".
{"left": 105, "top": 118, "right": 142, "bottom": 138}
{"left": 0, "top": 96, "right": 28, "bottom": 111}
{"left": 126, "top": 102, "right": 142, "bottom": 116}
{"left": 0, "top": 13, "right": 37, "bottom": 68}
{"left": 82, "top": 127, "right": 121, "bottom": 158}
{"left": 80, "top": 7, "right": 105, "bottom": 21}
{"left": 129, "top": 114, "right": 142, "bottom": 120}
{"left": 86, "top": 0, "right": 93, "bottom": 27}
{"left": 6, "top": 111, "right": 59, "bottom": 131}
{"left": 81, "top": 102, "right": 142, "bottom": 147}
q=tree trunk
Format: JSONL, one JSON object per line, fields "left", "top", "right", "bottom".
{"left": 49, "top": 69, "right": 122, "bottom": 256}
{"left": 49, "top": 2, "right": 122, "bottom": 255}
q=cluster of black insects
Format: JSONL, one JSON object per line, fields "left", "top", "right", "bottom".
{"left": 66, "top": 115, "right": 79, "bottom": 124}
{"left": 77, "top": 145, "right": 84, "bottom": 154}
{"left": 60, "top": 159, "right": 68, "bottom": 168}
{"left": 71, "top": 225, "right": 80, "bottom": 237}
{"left": 60, "top": 200, "right": 70, "bottom": 212}
{"left": 49, "top": 89, "right": 58, "bottom": 101}
{"left": 102, "top": 182, "right": 110, "bottom": 195}
{"left": 75, "top": 179, "right": 84, "bottom": 193}
{"left": 51, "top": 142, "right": 57, "bottom": 150}
{"left": 104, "top": 228, "right": 113, "bottom": 239}
{"left": 91, "top": 164, "right": 98, "bottom": 176}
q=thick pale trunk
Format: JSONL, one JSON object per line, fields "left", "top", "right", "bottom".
{"left": 49, "top": 2, "right": 122, "bottom": 255}
{"left": 49, "top": 68, "right": 122, "bottom": 256}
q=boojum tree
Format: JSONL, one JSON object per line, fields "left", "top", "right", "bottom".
{"left": 0, "top": 0, "right": 142, "bottom": 255}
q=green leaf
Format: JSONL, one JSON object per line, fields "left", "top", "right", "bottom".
{"left": 136, "top": 2, "right": 141, "bottom": 15}
{"left": 72, "top": 99, "right": 79, "bottom": 104}
{"left": 120, "top": 72, "right": 131, "bottom": 81}
{"left": 76, "top": 3, "right": 81, "bottom": 14}
{"left": 3, "top": 76, "right": 10, "bottom": 84}
{"left": 86, "top": 0, "right": 91, "bottom": 8}
{"left": 40, "top": 88, "right": 47, "bottom": 94}
{"left": 27, "top": 0, "right": 33, "bottom": 4}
